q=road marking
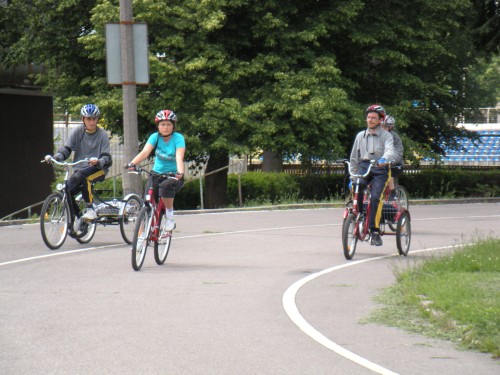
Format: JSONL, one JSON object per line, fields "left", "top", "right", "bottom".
{"left": 3, "top": 209, "right": 497, "bottom": 267}
{"left": 0, "top": 223, "right": 336, "bottom": 267}
{"left": 282, "top": 244, "right": 463, "bottom": 375}
{"left": 0, "top": 244, "right": 122, "bottom": 266}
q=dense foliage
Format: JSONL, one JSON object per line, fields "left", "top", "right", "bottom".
{"left": 1, "top": 0, "right": 498, "bottom": 207}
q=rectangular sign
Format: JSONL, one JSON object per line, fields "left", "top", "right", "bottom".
{"left": 105, "top": 23, "right": 149, "bottom": 85}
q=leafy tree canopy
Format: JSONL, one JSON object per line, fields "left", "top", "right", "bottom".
{"left": 1, "top": 0, "right": 498, "bottom": 164}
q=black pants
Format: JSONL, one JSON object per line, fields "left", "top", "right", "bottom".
{"left": 356, "top": 161, "right": 391, "bottom": 232}
{"left": 391, "top": 164, "right": 403, "bottom": 186}
{"left": 66, "top": 166, "right": 105, "bottom": 210}
{"left": 146, "top": 174, "right": 184, "bottom": 201}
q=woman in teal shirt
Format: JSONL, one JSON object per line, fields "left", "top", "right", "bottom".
{"left": 127, "top": 109, "right": 186, "bottom": 230}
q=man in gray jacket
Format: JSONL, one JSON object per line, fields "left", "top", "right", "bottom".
{"left": 349, "top": 105, "right": 395, "bottom": 246}
{"left": 47, "top": 104, "right": 112, "bottom": 221}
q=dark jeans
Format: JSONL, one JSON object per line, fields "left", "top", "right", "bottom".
{"left": 356, "top": 161, "right": 391, "bottom": 232}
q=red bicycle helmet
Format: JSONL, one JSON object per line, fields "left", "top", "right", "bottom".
{"left": 365, "top": 104, "right": 386, "bottom": 120}
{"left": 155, "top": 109, "right": 177, "bottom": 124}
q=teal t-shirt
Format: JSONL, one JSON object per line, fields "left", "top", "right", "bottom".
{"left": 147, "top": 132, "right": 186, "bottom": 173}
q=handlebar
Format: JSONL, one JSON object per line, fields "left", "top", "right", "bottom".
{"left": 127, "top": 165, "right": 178, "bottom": 179}
{"left": 337, "top": 159, "right": 377, "bottom": 179}
{"left": 41, "top": 157, "right": 92, "bottom": 167}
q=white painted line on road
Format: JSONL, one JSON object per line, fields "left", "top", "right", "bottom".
{"left": 174, "top": 223, "right": 336, "bottom": 239}
{"left": 0, "top": 224, "right": 336, "bottom": 267}
{"left": 0, "top": 244, "right": 121, "bottom": 266}
{"left": 413, "top": 214, "right": 500, "bottom": 221}
{"left": 282, "top": 244, "right": 463, "bottom": 375}
{"left": 4, "top": 210, "right": 498, "bottom": 267}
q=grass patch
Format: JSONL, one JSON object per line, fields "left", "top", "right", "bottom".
{"left": 364, "top": 237, "right": 500, "bottom": 358}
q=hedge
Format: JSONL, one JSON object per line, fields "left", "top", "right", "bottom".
{"left": 99, "top": 168, "right": 500, "bottom": 210}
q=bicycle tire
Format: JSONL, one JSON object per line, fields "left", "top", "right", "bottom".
{"left": 40, "top": 192, "right": 70, "bottom": 250}
{"left": 396, "top": 211, "right": 411, "bottom": 256}
{"left": 75, "top": 222, "right": 97, "bottom": 243}
{"left": 131, "top": 206, "right": 152, "bottom": 271}
{"left": 120, "top": 195, "right": 142, "bottom": 244}
{"left": 342, "top": 213, "right": 358, "bottom": 260}
{"left": 154, "top": 213, "right": 172, "bottom": 265}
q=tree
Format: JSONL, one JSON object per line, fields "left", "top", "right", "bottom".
{"left": 324, "top": 0, "right": 493, "bottom": 157}
{"left": 84, "top": 0, "right": 359, "bottom": 207}
{"left": 2, "top": 0, "right": 498, "bottom": 207}
{"left": 0, "top": 0, "right": 99, "bottom": 100}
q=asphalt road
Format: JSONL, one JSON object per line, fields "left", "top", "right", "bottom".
{"left": 1, "top": 203, "right": 499, "bottom": 375}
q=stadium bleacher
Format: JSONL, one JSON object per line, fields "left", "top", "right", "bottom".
{"left": 441, "top": 128, "right": 500, "bottom": 165}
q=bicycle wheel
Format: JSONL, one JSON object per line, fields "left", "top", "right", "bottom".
{"left": 154, "top": 213, "right": 172, "bottom": 265}
{"left": 120, "top": 195, "right": 142, "bottom": 244}
{"left": 40, "top": 192, "right": 70, "bottom": 250}
{"left": 396, "top": 211, "right": 411, "bottom": 256}
{"left": 131, "top": 206, "right": 152, "bottom": 271}
{"left": 342, "top": 213, "right": 358, "bottom": 260}
{"left": 394, "top": 185, "right": 409, "bottom": 210}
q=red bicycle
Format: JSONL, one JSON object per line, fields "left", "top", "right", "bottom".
{"left": 340, "top": 160, "right": 411, "bottom": 260}
{"left": 129, "top": 167, "right": 176, "bottom": 271}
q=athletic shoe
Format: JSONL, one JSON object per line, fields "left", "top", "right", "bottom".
{"left": 371, "top": 232, "right": 383, "bottom": 246}
{"left": 164, "top": 216, "right": 176, "bottom": 231}
{"left": 82, "top": 208, "right": 97, "bottom": 220}
{"left": 73, "top": 216, "right": 83, "bottom": 232}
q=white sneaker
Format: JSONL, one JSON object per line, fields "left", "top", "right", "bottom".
{"left": 73, "top": 216, "right": 83, "bottom": 232}
{"left": 82, "top": 208, "right": 97, "bottom": 221}
{"left": 164, "top": 216, "right": 176, "bottom": 231}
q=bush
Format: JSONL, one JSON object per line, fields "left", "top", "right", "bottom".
{"left": 227, "top": 172, "right": 300, "bottom": 205}
{"left": 400, "top": 168, "right": 500, "bottom": 198}
{"left": 292, "top": 173, "right": 346, "bottom": 201}
{"left": 86, "top": 167, "right": 500, "bottom": 211}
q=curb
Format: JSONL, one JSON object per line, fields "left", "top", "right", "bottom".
{"left": 2, "top": 197, "right": 499, "bottom": 226}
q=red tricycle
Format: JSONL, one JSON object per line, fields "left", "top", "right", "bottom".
{"left": 340, "top": 160, "right": 411, "bottom": 260}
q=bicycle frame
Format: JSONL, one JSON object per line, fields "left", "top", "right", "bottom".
{"left": 343, "top": 160, "right": 376, "bottom": 241}
{"left": 144, "top": 183, "right": 166, "bottom": 242}
{"left": 344, "top": 160, "right": 406, "bottom": 237}
{"left": 132, "top": 167, "right": 177, "bottom": 242}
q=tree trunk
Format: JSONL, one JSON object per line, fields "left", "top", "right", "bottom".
{"left": 204, "top": 150, "right": 229, "bottom": 208}
{"left": 262, "top": 150, "right": 283, "bottom": 172}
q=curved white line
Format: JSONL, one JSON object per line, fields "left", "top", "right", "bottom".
{"left": 282, "top": 245, "right": 463, "bottom": 375}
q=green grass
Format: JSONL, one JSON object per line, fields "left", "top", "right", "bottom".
{"left": 364, "top": 238, "right": 500, "bottom": 358}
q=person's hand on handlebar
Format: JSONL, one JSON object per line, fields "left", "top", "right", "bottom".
{"left": 126, "top": 162, "right": 137, "bottom": 171}
{"left": 89, "top": 157, "right": 99, "bottom": 166}
{"left": 175, "top": 172, "right": 184, "bottom": 180}
{"left": 44, "top": 154, "right": 63, "bottom": 163}
{"left": 377, "top": 158, "right": 389, "bottom": 167}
